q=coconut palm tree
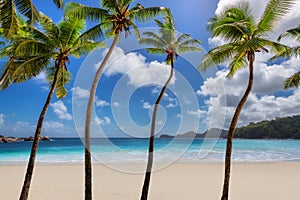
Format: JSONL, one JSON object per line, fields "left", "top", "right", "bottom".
{"left": 0, "top": 0, "right": 63, "bottom": 39}
{"left": 275, "top": 25, "right": 300, "bottom": 88}
{"left": 199, "top": 1, "right": 294, "bottom": 199}
{"left": 0, "top": 13, "right": 104, "bottom": 200}
{"left": 65, "top": 1, "right": 166, "bottom": 199}
{"left": 138, "top": 11, "right": 201, "bottom": 200}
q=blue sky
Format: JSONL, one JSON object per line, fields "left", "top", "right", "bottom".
{"left": 0, "top": 0, "right": 300, "bottom": 138}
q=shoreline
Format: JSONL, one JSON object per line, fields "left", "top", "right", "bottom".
{"left": 1, "top": 162, "right": 300, "bottom": 200}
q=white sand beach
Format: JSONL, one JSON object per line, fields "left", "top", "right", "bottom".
{"left": 0, "top": 162, "right": 300, "bottom": 200}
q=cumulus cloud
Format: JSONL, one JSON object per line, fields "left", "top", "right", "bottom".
{"left": 95, "top": 116, "right": 111, "bottom": 125}
{"left": 43, "top": 121, "right": 64, "bottom": 130}
{"left": 51, "top": 101, "right": 72, "bottom": 120}
{"left": 96, "top": 47, "right": 175, "bottom": 88}
{"left": 187, "top": 109, "right": 206, "bottom": 118}
{"left": 71, "top": 87, "right": 90, "bottom": 99}
{"left": 197, "top": 56, "right": 300, "bottom": 128}
{"left": 11, "top": 121, "right": 35, "bottom": 133}
{"left": 95, "top": 98, "right": 110, "bottom": 107}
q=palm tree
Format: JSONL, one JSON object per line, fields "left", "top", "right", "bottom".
{"left": 276, "top": 25, "right": 300, "bottom": 88}
{"left": 0, "top": 13, "right": 104, "bottom": 200}
{"left": 65, "top": 1, "right": 166, "bottom": 199}
{"left": 199, "top": 1, "right": 294, "bottom": 199}
{"left": 138, "top": 11, "right": 201, "bottom": 200}
{"left": 0, "top": 0, "right": 63, "bottom": 39}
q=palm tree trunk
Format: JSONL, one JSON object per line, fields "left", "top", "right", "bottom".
{"left": 19, "top": 65, "right": 61, "bottom": 200}
{"left": 140, "top": 58, "right": 174, "bottom": 200}
{"left": 0, "top": 67, "right": 9, "bottom": 87}
{"left": 84, "top": 33, "right": 120, "bottom": 200}
{"left": 221, "top": 53, "right": 254, "bottom": 200}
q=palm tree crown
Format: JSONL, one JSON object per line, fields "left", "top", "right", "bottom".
{"left": 65, "top": 0, "right": 166, "bottom": 39}
{"left": 200, "top": 1, "right": 291, "bottom": 77}
{"left": 1, "top": 13, "right": 104, "bottom": 95}
{"left": 140, "top": 10, "right": 201, "bottom": 63}
{"left": 0, "top": 0, "right": 63, "bottom": 39}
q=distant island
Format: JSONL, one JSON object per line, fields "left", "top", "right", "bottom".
{"left": 0, "top": 135, "right": 50, "bottom": 143}
{"left": 160, "top": 115, "right": 300, "bottom": 140}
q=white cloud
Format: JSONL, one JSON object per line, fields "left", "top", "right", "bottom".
{"left": 95, "top": 98, "right": 110, "bottom": 107}
{"left": 198, "top": 55, "right": 300, "bottom": 128}
{"left": 142, "top": 102, "right": 152, "bottom": 109}
{"left": 12, "top": 121, "right": 35, "bottom": 133}
{"left": 33, "top": 72, "right": 47, "bottom": 83}
{"left": 166, "top": 103, "right": 177, "bottom": 108}
{"left": 96, "top": 47, "right": 175, "bottom": 88}
{"left": 187, "top": 109, "right": 206, "bottom": 118}
{"left": 51, "top": 101, "right": 72, "bottom": 120}
{"left": 43, "top": 121, "right": 64, "bottom": 130}
{"left": 71, "top": 87, "right": 90, "bottom": 99}
{"left": 113, "top": 102, "right": 120, "bottom": 107}
{"left": 0, "top": 114, "right": 4, "bottom": 126}
{"left": 95, "top": 116, "right": 111, "bottom": 125}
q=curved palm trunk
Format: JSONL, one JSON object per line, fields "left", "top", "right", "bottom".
{"left": 140, "top": 58, "right": 174, "bottom": 200}
{"left": 84, "top": 33, "right": 120, "bottom": 200}
{"left": 221, "top": 53, "right": 254, "bottom": 200}
{"left": 0, "top": 67, "right": 9, "bottom": 87}
{"left": 19, "top": 65, "right": 61, "bottom": 200}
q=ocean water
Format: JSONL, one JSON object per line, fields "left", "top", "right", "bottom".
{"left": 1, "top": 138, "right": 300, "bottom": 164}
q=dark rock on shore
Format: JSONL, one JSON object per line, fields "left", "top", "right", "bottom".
{"left": 0, "top": 135, "right": 51, "bottom": 143}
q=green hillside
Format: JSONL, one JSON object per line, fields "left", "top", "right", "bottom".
{"left": 235, "top": 115, "right": 300, "bottom": 139}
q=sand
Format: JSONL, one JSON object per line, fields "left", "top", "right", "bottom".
{"left": 0, "top": 162, "right": 299, "bottom": 200}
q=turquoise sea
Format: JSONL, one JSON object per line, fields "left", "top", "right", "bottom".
{"left": 1, "top": 138, "right": 300, "bottom": 164}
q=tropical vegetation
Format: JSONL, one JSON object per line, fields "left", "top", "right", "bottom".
{"left": 199, "top": 0, "right": 294, "bottom": 199}
{"left": 235, "top": 115, "right": 300, "bottom": 139}
{"left": 0, "top": 0, "right": 63, "bottom": 39}
{"left": 65, "top": 0, "right": 166, "bottom": 199}
{"left": 275, "top": 25, "right": 300, "bottom": 88}
{"left": 139, "top": 10, "right": 201, "bottom": 200}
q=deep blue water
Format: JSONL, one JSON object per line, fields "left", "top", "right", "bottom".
{"left": 1, "top": 138, "right": 300, "bottom": 164}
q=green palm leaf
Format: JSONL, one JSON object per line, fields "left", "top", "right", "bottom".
{"left": 255, "top": 0, "right": 294, "bottom": 36}
{"left": 284, "top": 71, "right": 300, "bottom": 88}
{"left": 0, "top": 1, "right": 19, "bottom": 38}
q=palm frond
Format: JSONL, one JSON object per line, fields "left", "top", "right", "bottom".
{"left": 209, "top": 3, "right": 255, "bottom": 42}
{"left": 13, "top": 39, "right": 53, "bottom": 57}
{"left": 52, "top": 0, "right": 63, "bottom": 8}
{"left": 145, "top": 48, "right": 165, "bottom": 55}
{"left": 71, "top": 41, "right": 105, "bottom": 58}
{"left": 278, "top": 25, "right": 300, "bottom": 42}
{"left": 226, "top": 51, "right": 247, "bottom": 78}
{"left": 0, "top": 1, "right": 19, "bottom": 38}
{"left": 38, "top": 13, "right": 60, "bottom": 43}
{"left": 47, "top": 66, "right": 71, "bottom": 99}
{"left": 284, "top": 71, "right": 300, "bottom": 88}
{"left": 141, "top": 31, "right": 167, "bottom": 46}
{"left": 177, "top": 46, "right": 202, "bottom": 54}
{"left": 15, "top": 0, "right": 39, "bottom": 24}
{"left": 64, "top": 2, "right": 108, "bottom": 22}
{"left": 199, "top": 43, "right": 238, "bottom": 71}
{"left": 59, "top": 17, "right": 86, "bottom": 47}
{"left": 129, "top": 6, "right": 166, "bottom": 23}
{"left": 255, "top": 0, "right": 294, "bottom": 36}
